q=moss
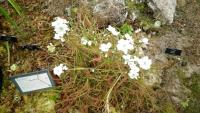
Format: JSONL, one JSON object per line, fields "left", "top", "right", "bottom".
{"left": 126, "top": 0, "right": 147, "bottom": 12}
{"left": 18, "top": 91, "right": 59, "bottom": 113}
{"left": 178, "top": 74, "right": 200, "bottom": 113}
{"left": 138, "top": 15, "right": 155, "bottom": 30}
{"left": 120, "top": 23, "right": 133, "bottom": 34}
{"left": 161, "top": 102, "right": 177, "bottom": 113}
{"left": 176, "top": 68, "right": 187, "bottom": 81}
{"left": 0, "top": 105, "right": 12, "bottom": 113}
{"left": 0, "top": 44, "right": 7, "bottom": 58}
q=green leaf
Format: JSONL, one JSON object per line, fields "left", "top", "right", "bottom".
{"left": 8, "top": 0, "right": 23, "bottom": 16}
{"left": 0, "top": 6, "right": 20, "bottom": 33}
{"left": 120, "top": 23, "right": 133, "bottom": 35}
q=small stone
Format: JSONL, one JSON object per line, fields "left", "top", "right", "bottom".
{"left": 154, "top": 20, "right": 161, "bottom": 28}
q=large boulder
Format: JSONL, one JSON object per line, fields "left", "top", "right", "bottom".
{"left": 148, "top": 0, "right": 177, "bottom": 24}
{"left": 92, "top": 0, "right": 128, "bottom": 28}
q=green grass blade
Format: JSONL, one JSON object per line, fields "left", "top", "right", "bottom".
{"left": 8, "top": 0, "right": 23, "bottom": 16}
{"left": 0, "top": 6, "right": 20, "bottom": 32}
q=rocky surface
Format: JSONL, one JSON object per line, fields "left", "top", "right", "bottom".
{"left": 0, "top": 0, "right": 5, "bottom": 3}
{"left": 148, "top": 0, "right": 177, "bottom": 24}
{"left": 162, "top": 66, "right": 191, "bottom": 104}
{"left": 146, "top": 29, "right": 200, "bottom": 104}
{"left": 42, "top": 0, "right": 68, "bottom": 16}
{"left": 92, "top": 0, "right": 128, "bottom": 28}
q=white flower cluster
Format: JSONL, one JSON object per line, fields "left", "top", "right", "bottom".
{"left": 123, "top": 55, "right": 152, "bottom": 79}
{"left": 51, "top": 17, "right": 70, "bottom": 42}
{"left": 138, "top": 56, "right": 152, "bottom": 70}
{"left": 100, "top": 25, "right": 152, "bottom": 79}
{"left": 81, "top": 37, "right": 92, "bottom": 46}
{"left": 117, "top": 33, "right": 134, "bottom": 54}
{"left": 53, "top": 64, "right": 68, "bottom": 77}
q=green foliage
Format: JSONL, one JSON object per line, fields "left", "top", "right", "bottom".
{"left": 182, "top": 74, "right": 200, "bottom": 113}
{"left": 138, "top": 15, "right": 154, "bottom": 30}
{"left": 0, "top": 6, "right": 18, "bottom": 29}
{"left": 8, "top": 0, "right": 24, "bottom": 16}
{"left": 162, "top": 102, "right": 177, "bottom": 113}
{"left": 181, "top": 98, "right": 189, "bottom": 109}
{"left": 120, "top": 23, "right": 133, "bottom": 35}
{"left": 0, "top": 0, "right": 23, "bottom": 30}
{"left": 0, "top": 45, "right": 6, "bottom": 57}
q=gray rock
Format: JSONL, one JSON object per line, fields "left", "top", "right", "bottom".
{"left": 92, "top": 0, "right": 128, "bottom": 27}
{"left": 0, "top": 0, "right": 5, "bottom": 3}
{"left": 162, "top": 67, "right": 191, "bottom": 104}
{"left": 42, "top": 0, "right": 68, "bottom": 16}
{"left": 148, "top": 0, "right": 177, "bottom": 24}
{"left": 143, "top": 69, "right": 162, "bottom": 87}
{"left": 129, "top": 10, "right": 139, "bottom": 22}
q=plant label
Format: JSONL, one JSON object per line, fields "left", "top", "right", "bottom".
{"left": 165, "top": 48, "right": 182, "bottom": 56}
{"left": 10, "top": 69, "right": 55, "bottom": 94}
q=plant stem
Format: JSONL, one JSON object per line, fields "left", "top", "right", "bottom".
{"left": 105, "top": 74, "right": 122, "bottom": 113}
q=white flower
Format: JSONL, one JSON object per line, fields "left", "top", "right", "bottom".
{"left": 122, "top": 54, "right": 139, "bottom": 66}
{"left": 124, "top": 33, "right": 133, "bottom": 41}
{"left": 52, "top": 17, "right": 70, "bottom": 42}
{"left": 117, "top": 38, "right": 134, "bottom": 54}
{"left": 128, "top": 57, "right": 139, "bottom": 67}
{"left": 124, "top": 33, "right": 132, "bottom": 39}
{"left": 53, "top": 33, "right": 62, "bottom": 40}
{"left": 139, "top": 37, "right": 149, "bottom": 45}
{"left": 106, "top": 25, "right": 120, "bottom": 36}
{"left": 138, "top": 56, "right": 152, "bottom": 70}
{"left": 60, "top": 37, "right": 65, "bottom": 42}
{"left": 54, "top": 24, "right": 69, "bottom": 34}
{"left": 135, "top": 28, "right": 141, "bottom": 33}
{"left": 53, "top": 64, "right": 68, "bottom": 77}
{"left": 47, "top": 43, "right": 56, "bottom": 53}
{"left": 87, "top": 41, "right": 92, "bottom": 46}
{"left": 122, "top": 54, "right": 133, "bottom": 64}
{"left": 132, "top": 56, "right": 140, "bottom": 62}
{"left": 128, "top": 65, "right": 140, "bottom": 79}
{"left": 51, "top": 17, "right": 69, "bottom": 26}
{"left": 81, "top": 38, "right": 88, "bottom": 45}
{"left": 81, "top": 37, "right": 92, "bottom": 46}
{"left": 99, "top": 42, "right": 112, "bottom": 52}
{"left": 54, "top": 33, "right": 65, "bottom": 42}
